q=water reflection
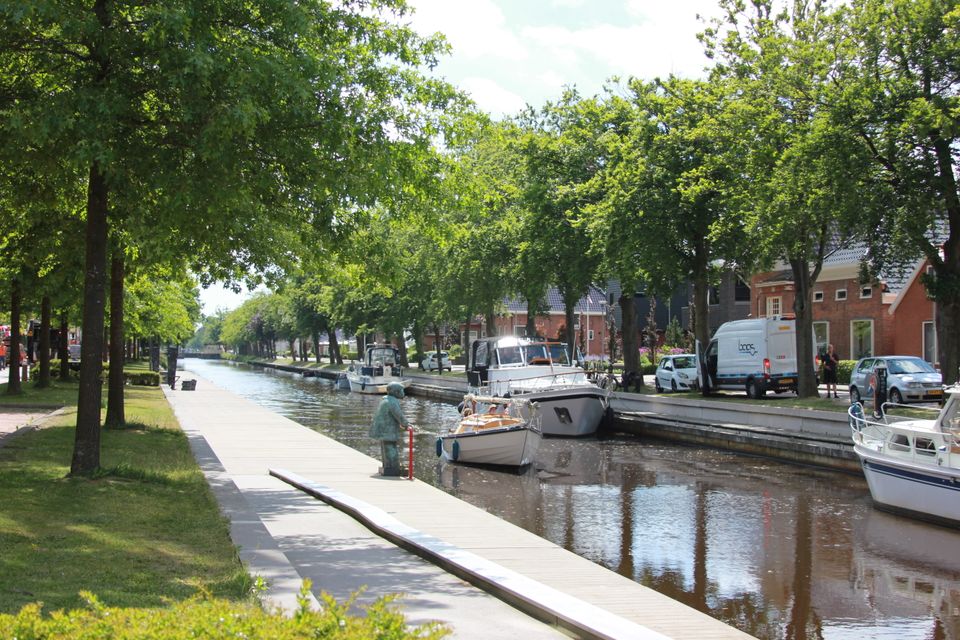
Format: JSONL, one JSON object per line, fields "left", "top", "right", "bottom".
{"left": 186, "top": 360, "right": 960, "bottom": 640}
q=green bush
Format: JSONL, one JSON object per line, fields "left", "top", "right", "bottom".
{"left": 836, "top": 360, "right": 856, "bottom": 385}
{"left": 0, "top": 587, "right": 450, "bottom": 639}
{"left": 28, "top": 361, "right": 160, "bottom": 386}
{"left": 447, "top": 344, "right": 463, "bottom": 360}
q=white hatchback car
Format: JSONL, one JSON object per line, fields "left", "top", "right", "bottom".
{"left": 654, "top": 354, "right": 699, "bottom": 392}
{"left": 420, "top": 351, "right": 452, "bottom": 371}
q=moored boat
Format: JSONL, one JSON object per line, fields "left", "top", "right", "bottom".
{"left": 346, "top": 344, "right": 411, "bottom": 394}
{"left": 466, "top": 337, "right": 609, "bottom": 437}
{"left": 437, "top": 395, "right": 541, "bottom": 468}
{"left": 849, "top": 386, "right": 960, "bottom": 526}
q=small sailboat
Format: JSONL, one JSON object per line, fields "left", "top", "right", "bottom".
{"left": 436, "top": 395, "right": 541, "bottom": 468}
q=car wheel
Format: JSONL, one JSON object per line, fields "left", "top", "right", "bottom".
{"left": 889, "top": 388, "right": 903, "bottom": 405}
{"left": 746, "top": 378, "right": 764, "bottom": 399}
{"left": 655, "top": 378, "right": 663, "bottom": 393}
{"left": 850, "top": 386, "right": 860, "bottom": 403}
{"left": 671, "top": 379, "right": 678, "bottom": 393}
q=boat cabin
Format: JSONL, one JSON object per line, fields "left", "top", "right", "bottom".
{"left": 361, "top": 344, "right": 401, "bottom": 377}
{"left": 468, "top": 337, "right": 576, "bottom": 386}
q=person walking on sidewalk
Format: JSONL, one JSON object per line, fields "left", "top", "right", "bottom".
{"left": 368, "top": 382, "right": 411, "bottom": 476}
{"left": 0, "top": 340, "right": 6, "bottom": 370}
{"left": 823, "top": 343, "right": 839, "bottom": 398}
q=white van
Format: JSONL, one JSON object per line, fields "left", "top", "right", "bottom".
{"left": 697, "top": 317, "right": 801, "bottom": 398}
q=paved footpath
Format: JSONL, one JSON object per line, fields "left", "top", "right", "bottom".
{"left": 165, "top": 375, "right": 753, "bottom": 640}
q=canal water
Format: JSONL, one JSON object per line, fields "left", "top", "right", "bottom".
{"left": 186, "top": 359, "right": 960, "bottom": 640}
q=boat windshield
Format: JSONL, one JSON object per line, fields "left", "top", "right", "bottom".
{"left": 672, "top": 356, "right": 696, "bottom": 369}
{"left": 886, "top": 357, "right": 936, "bottom": 374}
{"left": 523, "top": 343, "right": 572, "bottom": 366}
{"left": 494, "top": 345, "right": 524, "bottom": 366}
{"left": 367, "top": 347, "right": 397, "bottom": 366}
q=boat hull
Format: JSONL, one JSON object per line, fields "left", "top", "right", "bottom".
{"left": 517, "top": 387, "right": 607, "bottom": 437}
{"left": 440, "top": 426, "right": 540, "bottom": 467}
{"left": 855, "top": 444, "right": 960, "bottom": 526}
{"left": 346, "top": 374, "right": 411, "bottom": 394}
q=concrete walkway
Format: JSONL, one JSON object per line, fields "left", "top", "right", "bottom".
{"left": 164, "top": 375, "right": 753, "bottom": 640}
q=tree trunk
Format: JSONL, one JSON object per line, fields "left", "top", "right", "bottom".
{"left": 791, "top": 259, "right": 819, "bottom": 397}
{"left": 564, "top": 298, "right": 577, "bottom": 362}
{"left": 462, "top": 311, "right": 472, "bottom": 358}
{"left": 433, "top": 323, "right": 443, "bottom": 376}
{"left": 328, "top": 328, "right": 341, "bottom": 364}
{"left": 525, "top": 297, "right": 537, "bottom": 337}
{"left": 620, "top": 291, "right": 638, "bottom": 374}
{"left": 937, "top": 293, "right": 960, "bottom": 385}
{"left": 72, "top": 162, "right": 109, "bottom": 476}
{"left": 59, "top": 313, "right": 70, "bottom": 380}
{"left": 692, "top": 251, "right": 710, "bottom": 353}
{"left": 38, "top": 296, "right": 51, "bottom": 388}
{"left": 396, "top": 334, "right": 408, "bottom": 367}
{"left": 6, "top": 278, "right": 22, "bottom": 394}
{"left": 485, "top": 309, "right": 497, "bottom": 337}
{"left": 105, "top": 252, "right": 126, "bottom": 428}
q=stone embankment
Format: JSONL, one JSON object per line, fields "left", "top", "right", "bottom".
{"left": 201, "top": 357, "right": 858, "bottom": 472}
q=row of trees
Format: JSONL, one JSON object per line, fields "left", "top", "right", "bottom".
{"left": 0, "top": 0, "right": 463, "bottom": 475}
{"left": 198, "top": 0, "right": 960, "bottom": 402}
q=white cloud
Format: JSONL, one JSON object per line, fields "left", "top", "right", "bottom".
{"left": 407, "top": 0, "right": 528, "bottom": 60}
{"left": 459, "top": 77, "right": 529, "bottom": 116}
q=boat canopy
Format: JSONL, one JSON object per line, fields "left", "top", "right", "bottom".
{"left": 365, "top": 345, "right": 399, "bottom": 366}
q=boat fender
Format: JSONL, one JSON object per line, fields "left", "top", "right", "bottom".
{"left": 435, "top": 437, "right": 443, "bottom": 457}
{"left": 452, "top": 440, "right": 460, "bottom": 461}
{"left": 849, "top": 402, "right": 865, "bottom": 431}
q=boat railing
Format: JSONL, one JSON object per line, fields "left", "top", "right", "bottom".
{"left": 848, "top": 402, "right": 958, "bottom": 466}
{"left": 460, "top": 394, "right": 542, "bottom": 433}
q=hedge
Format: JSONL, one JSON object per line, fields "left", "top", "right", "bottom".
{"left": 0, "top": 588, "right": 450, "bottom": 639}
{"left": 28, "top": 361, "right": 159, "bottom": 386}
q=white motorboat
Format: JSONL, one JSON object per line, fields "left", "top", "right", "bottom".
{"left": 436, "top": 395, "right": 541, "bottom": 468}
{"left": 466, "top": 337, "right": 609, "bottom": 437}
{"left": 848, "top": 385, "right": 960, "bottom": 526}
{"left": 346, "top": 344, "right": 411, "bottom": 394}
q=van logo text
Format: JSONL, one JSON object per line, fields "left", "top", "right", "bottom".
{"left": 738, "top": 341, "right": 758, "bottom": 357}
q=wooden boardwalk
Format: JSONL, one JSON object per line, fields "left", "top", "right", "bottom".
{"left": 165, "top": 375, "right": 753, "bottom": 640}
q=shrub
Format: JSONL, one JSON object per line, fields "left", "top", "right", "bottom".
{"left": 29, "top": 362, "right": 160, "bottom": 386}
{"left": 447, "top": 344, "right": 463, "bottom": 360}
{"left": 837, "top": 360, "right": 856, "bottom": 385}
{"left": 0, "top": 587, "right": 450, "bottom": 639}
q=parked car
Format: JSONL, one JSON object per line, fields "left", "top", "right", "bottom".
{"left": 654, "top": 354, "right": 699, "bottom": 392}
{"left": 848, "top": 356, "right": 942, "bottom": 404}
{"left": 420, "top": 351, "right": 452, "bottom": 371}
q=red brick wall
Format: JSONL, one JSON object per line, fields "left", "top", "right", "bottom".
{"left": 493, "top": 313, "right": 608, "bottom": 358}
{"left": 751, "top": 277, "right": 895, "bottom": 360}
{"left": 892, "top": 265, "right": 935, "bottom": 360}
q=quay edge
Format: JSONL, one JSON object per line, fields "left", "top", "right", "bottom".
{"left": 198, "top": 358, "right": 859, "bottom": 471}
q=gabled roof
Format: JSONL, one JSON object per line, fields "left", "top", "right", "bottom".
{"left": 503, "top": 284, "right": 608, "bottom": 315}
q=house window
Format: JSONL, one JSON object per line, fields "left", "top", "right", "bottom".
{"left": 851, "top": 319, "right": 873, "bottom": 359}
{"left": 708, "top": 287, "right": 720, "bottom": 306}
{"left": 836, "top": 289, "right": 847, "bottom": 301}
{"left": 734, "top": 277, "right": 751, "bottom": 302}
{"left": 813, "top": 291, "right": 824, "bottom": 302}
{"left": 813, "top": 321, "right": 829, "bottom": 356}
{"left": 923, "top": 321, "right": 937, "bottom": 364}
{"left": 766, "top": 296, "right": 782, "bottom": 317}
{"left": 588, "top": 329, "right": 595, "bottom": 341}
{"left": 513, "top": 325, "right": 527, "bottom": 337}
{"left": 860, "top": 286, "right": 872, "bottom": 299}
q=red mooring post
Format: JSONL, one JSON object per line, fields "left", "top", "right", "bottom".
{"left": 407, "top": 427, "right": 414, "bottom": 481}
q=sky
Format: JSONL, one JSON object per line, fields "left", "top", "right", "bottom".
{"left": 198, "top": 0, "right": 718, "bottom": 315}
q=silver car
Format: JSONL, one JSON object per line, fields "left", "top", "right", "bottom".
{"left": 848, "top": 356, "right": 942, "bottom": 404}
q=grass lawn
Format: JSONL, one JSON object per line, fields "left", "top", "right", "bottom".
{"left": 0, "top": 379, "right": 81, "bottom": 408}
{"left": 0, "top": 384, "right": 248, "bottom": 615}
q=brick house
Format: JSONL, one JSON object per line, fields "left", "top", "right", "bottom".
{"left": 751, "top": 248, "right": 936, "bottom": 363}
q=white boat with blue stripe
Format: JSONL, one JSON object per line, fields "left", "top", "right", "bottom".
{"left": 849, "top": 385, "right": 960, "bottom": 527}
